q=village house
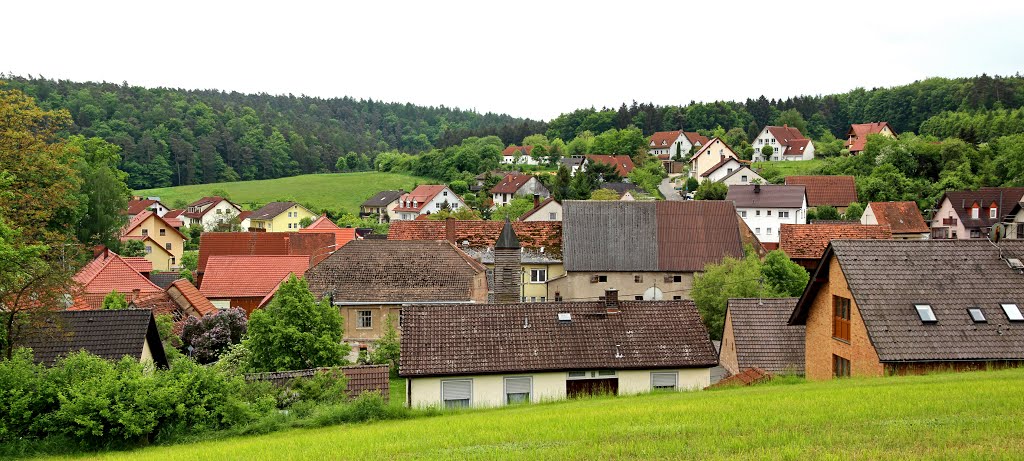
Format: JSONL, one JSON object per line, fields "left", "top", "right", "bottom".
{"left": 248, "top": 201, "right": 317, "bottom": 231}
{"left": 297, "top": 215, "right": 357, "bottom": 249}
{"left": 751, "top": 125, "right": 815, "bottom": 161}
{"left": 727, "top": 184, "right": 807, "bottom": 246}
{"left": 719, "top": 298, "right": 804, "bottom": 376}
{"left": 125, "top": 198, "right": 169, "bottom": 218}
{"left": 70, "top": 249, "right": 166, "bottom": 310}
{"left": 161, "top": 209, "right": 186, "bottom": 230}
{"left": 784, "top": 176, "right": 858, "bottom": 213}
{"left": 393, "top": 185, "right": 467, "bottom": 221}
{"left": 600, "top": 182, "right": 641, "bottom": 200}
{"left": 120, "top": 211, "right": 186, "bottom": 270}
{"left": 17, "top": 310, "right": 168, "bottom": 368}
{"left": 236, "top": 210, "right": 253, "bottom": 230}
{"left": 195, "top": 231, "right": 334, "bottom": 284}
{"left": 399, "top": 291, "right": 718, "bottom": 408}
{"left": 490, "top": 173, "right": 550, "bottom": 208}
{"left": 648, "top": 131, "right": 709, "bottom": 159}
{"left": 130, "top": 278, "right": 219, "bottom": 334}
{"left": 930, "top": 187, "right": 1024, "bottom": 240}
{"left": 689, "top": 138, "right": 739, "bottom": 179}
{"left": 860, "top": 201, "right": 929, "bottom": 240}
{"left": 586, "top": 154, "right": 635, "bottom": 177}
{"left": 182, "top": 196, "right": 243, "bottom": 231}
{"left": 789, "top": 239, "right": 1024, "bottom": 380}
{"left": 501, "top": 145, "right": 539, "bottom": 165}
{"left": 359, "top": 190, "right": 405, "bottom": 223}
{"left": 199, "top": 255, "right": 310, "bottom": 313}
{"left": 305, "top": 240, "right": 488, "bottom": 356}
{"left": 699, "top": 156, "right": 746, "bottom": 183}
{"left": 560, "top": 156, "right": 587, "bottom": 176}
{"left": 716, "top": 165, "right": 765, "bottom": 186}
{"left": 778, "top": 223, "right": 892, "bottom": 271}
{"left": 519, "top": 197, "right": 563, "bottom": 222}
{"left": 548, "top": 201, "right": 747, "bottom": 302}
{"left": 387, "top": 219, "right": 563, "bottom": 303}
{"left": 846, "top": 122, "right": 896, "bottom": 154}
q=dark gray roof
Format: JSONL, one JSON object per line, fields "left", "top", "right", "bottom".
{"left": 361, "top": 190, "right": 405, "bottom": 207}
{"left": 400, "top": 300, "right": 718, "bottom": 377}
{"left": 17, "top": 310, "right": 167, "bottom": 367}
{"left": 250, "top": 201, "right": 301, "bottom": 220}
{"left": 148, "top": 272, "right": 182, "bottom": 289}
{"left": 727, "top": 298, "right": 804, "bottom": 374}
{"left": 561, "top": 157, "right": 586, "bottom": 168}
{"left": 495, "top": 219, "right": 520, "bottom": 249}
{"left": 791, "top": 240, "right": 1024, "bottom": 362}
{"left": 727, "top": 184, "right": 806, "bottom": 208}
{"left": 601, "top": 182, "right": 640, "bottom": 195}
{"left": 562, "top": 200, "right": 744, "bottom": 272}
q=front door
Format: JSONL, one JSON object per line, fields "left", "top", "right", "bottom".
{"left": 566, "top": 378, "right": 619, "bottom": 398}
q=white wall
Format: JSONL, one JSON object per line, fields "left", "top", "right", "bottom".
{"left": 408, "top": 368, "right": 712, "bottom": 408}
{"left": 199, "top": 201, "right": 241, "bottom": 231}
{"left": 394, "top": 187, "right": 467, "bottom": 220}
{"left": 522, "top": 200, "right": 563, "bottom": 221}
{"left": 648, "top": 133, "right": 693, "bottom": 158}
{"left": 704, "top": 159, "right": 744, "bottom": 182}
{"left": 720, "top": 168, "right": 764, "bottom": 186}
{"left": 751, "top": 127, "right": 815, "bottom": 161}
{"left": 737, "top": 202, "right": 807, "bottom": 242}
{"left": 502, "top": 155, "right": 540, "bottom": 165}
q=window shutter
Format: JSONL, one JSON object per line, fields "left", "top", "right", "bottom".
{"left": 651, "top": 372, "right": 677, "bottom": 388}
{"left": 505, "top": 377, "right": 531, "bottom": 395}
{"left": 442, "top": 379, "right": 472, "bottom": 401}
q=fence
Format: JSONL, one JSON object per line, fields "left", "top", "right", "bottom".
{"left": 245, "top": 364, "right": 390, "bottom": 401}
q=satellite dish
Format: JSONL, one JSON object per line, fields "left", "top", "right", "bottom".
{"left": 642, "top": 287, "right": 664, "bottom": 301}
{"left": 992, "top": 223, "right": 1006, "bottom": 243}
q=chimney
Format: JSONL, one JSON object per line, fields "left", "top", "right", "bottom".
{"left": 604, "top": 288, "right": 619, "bottom": 313}
{"left": 783, "top": 124, "right": 788, "bottom": 128}
{"left": 132, "top": 288, "right": 141, "bottom": 302}
{"left": 720, "top": 153, "right": 725, "bottom": 162}
{"left": 445, "top": 217, "right": 456, "bottom": 243}
{"left": 533, "top": 194, "right": 540, "bottom": 209}
{"left": 754, "top": 184, "right": 761, "bottom": 194}
{"left": 493, "top": 218, "right": 522, "bottom": 304}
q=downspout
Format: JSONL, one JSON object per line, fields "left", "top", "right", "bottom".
{"left": 406, "top": 378, "right": 412, "bottom": 409}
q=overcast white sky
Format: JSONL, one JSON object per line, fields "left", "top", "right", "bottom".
{"left": 5, "top": 0, "right": 1024, "bottom": 120}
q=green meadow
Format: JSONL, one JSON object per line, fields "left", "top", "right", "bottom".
{"left": 135, "top": 172, "right": 428, "bottom": 214}
{"left": 50, "top": 368, "right": 1024, "bottom": 460}
{"left": 752, "top": 159, "right": 826, "bottom": 177}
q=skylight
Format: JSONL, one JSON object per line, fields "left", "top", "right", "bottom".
{"left": 915, "top": 304, "right": 937, "bottom": 323}
{"left": 968, "top": 308, "right": 986, "bottom": 323}
{"left": 1001, "top": 304, "right": 1023, "bottom": 322}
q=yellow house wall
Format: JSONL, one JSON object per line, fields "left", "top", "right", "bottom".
{"left": 124, "top": 215, "right": 184, "bottom": 270}
{"left": 408, "top": 368, "right": 711, "bottom": 408}
{"left": 254, "top": 204, "right": 317, "bottom": 232}
{"left": 140, "top": 340, "right": 153, "bottom": 364}
{"left": 691, "top": 139, "right": 736, "bottom": 178}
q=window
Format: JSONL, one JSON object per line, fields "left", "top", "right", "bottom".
{"left": 441, "top": 379, "right": 472, "bottom": 408}
{"left": 1002, "top": 303, "right": 1024, "bottom": 321}
{"left": 833, "top": 355, "right": 850, "bottom": 378}
{"left": 672, "top": 275, "right": 682, "bottom": 283}
{"left": 549, "top": 212, "right": 557, "bottom": 220}
{"left": 555, "top": 292, "right": 563, "bottom": 301}
{"left": 755, "top": 210, "right": 761, "bottom": 216}
{"left": 634, "top": 296, "right": 644, "bottom": 301}
{"left": 598, "top": 275, "right": 608, "bottom": 282}
{"left": 436, "top": 203, "right": 442, "bottom": 209}
{"left": 530, "top": 269, "right": 547, "bottom": 283}
{"left": 165, "top": 242, "right": 172, "bottom": 250}
{"left": 741, "top": 175, "right": 748, "bottom": 182}
{"left": 145, "top": 246, "right": 152, "bottom": 254}
{"left": 504, "top": 377, "right": 532, "bottom": 404}
{"left": 672, "top": 296, "right": 682, "bottom": 300}
{"left": 443, "top": 191, "right": 448, "bottom": 196}
{"left": 968, "top": 308, "right": 986, "bottom": 323}
{"left": 833, "top": 296, "right": 851, "bottom": 341}
{"left": 740, "top": 211, "right": 747, "bottom": 218}
{"left": 159, "top": 229, "right": 166, "bottom": 236}
{"left": 357, "top": 310, "right": 373, "bottom": 329}
{"left": 990, "top": 207, "right": 998, "bottom": 219}
{"left": 568, "top": 371, "right": 587, "bottom": 379}
{"left": 530, "top": 297, "right": 537, "bottom": 302}
{"left": 651, "top": 372, "right": 678, "bottom": 390}
{"left": 915, "top": 304, "right": 937, "bottom": 323}
{"left": 755, "top": 227, "right": 761, "bottom": 234}
{"left": 971, "top": 206, "right": 979, "bottom": 219}
{"left": 539, "top": 297, "right": 545, "bottom": 302}
{"left": 767, "top": 210, "right": 772, "bottom": 216}
{"left": 141, "top": 229, "right": 149, "bottom": 236}
{"left": 970, "top": 229, "right": 981, "bottom": 239}
{"left": 779, "top": 211, "right": 790, "bottom": 218}
{"left": 634, "top": 275, "right": 643, "bottom": 283}
{"left": 766, "top": 228, "right": 772, "bottom": 235}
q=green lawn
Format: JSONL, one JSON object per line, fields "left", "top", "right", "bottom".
{"left": 50, "top": 368, "right": 1024, "bottom": 460}
{"left": 135, "top": 172, "right": 428, "bottom": 214}
{"left": 752, "top": 158, "right": 826, "bottom": 177}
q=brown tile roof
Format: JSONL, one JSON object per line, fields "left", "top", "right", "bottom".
{"left": 866, "top": 201, "right": 928, "bottom": 234}
{"left": 399, "top": 300, "right": 718, "bottom": 377}
{"left": 684, "top": 132, "right": 710, "bottom": 147}
{"left": 121, "top": 211, "right": 187, "bottom": 240}
{"left": 489, "top": 174, "right": 535, "bottom": 194}
{"left": 727, "top": 184, "right": 806, "bottom": 209}
{"left": 361, "top": 190, "right": 405, "bottom": 208}
{"left": 779, "top": 223, "right": 892, "bottom": 260}
{"left": 518, "top": 197, "right": 560, "bottom": 221}
{"left": 71, "top": 251, "right": 164, "bottom": 310}
{"left": 708, "top": 367, "right": 772, "bottom": 388}
{"left": 387, "top": 220, "right": 562, "bottom": 254}
{"left": 846, "top": 122, "right": 894, "bottom": 152}
{"left": 125, "top": 199, "right": 163, "bottom": 215}
{"left": 586, "top": 155, "right": 635, "bottom": 177}
{"left": 394, "top": 185, "right": 450, "bottom": 213}
{"left": 784, "top": 176, "right": 858, "bottom": 207}
{"left": 649, "top": 131, "right": 682, "bottom": 148}
{"left": 306, "top": 240, "right": 486, "bottom": 303}
{"left": 236, "top": 210, "right": 253, "bottom": 222}
{"left": 249, "top": 201, "right": 306, "bottom": 221}
{"left": 791, "top": 240, "right": 1024, "bottom": 362}
{"left": 766, "top": 125, "right": 808, "bottom": 147}
{"left": 502, "top": 145, "right": 534, "bottom": 156}
{"left": 562, "top": 200, "right": 744, "bottom": 272}
{"left": 200, "top": 255, "right": 310, "bottom": 298}
{"left": 163, "top": 209, "right": 185, "bottom": 228}
{"left": 169, "top": 279, "right": 218, "bottom": 316}
{"left": 726, "top": 298, "right": 805, "bottom": 374}
{"left": 939, "top": 187, "right": 1024, "bottom": 229}
{"left": 17, "top": 310, "right": 167, "bottom": 367}
{"left": 197, "top": 232, "right": 334, "bottom": 273}
{"left": 297, "top": 215, "right": 357, "bottom": 248}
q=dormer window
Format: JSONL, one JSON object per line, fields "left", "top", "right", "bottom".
{"left": 990, "top": 207, "right": 998, "bottom": 219}
{"left": 971, "top": 205, "right": 979, "bottom": 219}
{"left": 915, "top": 304, "right": 937, "bottom": 323}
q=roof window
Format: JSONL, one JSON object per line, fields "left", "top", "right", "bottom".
{"left": 1001, "top": 304, "right": 1023, "bottom": 321}
{"left": 915, "top": 304, "right": 937, "bottom": 323}
{"left": 967, "top": 308, "right": 986, "bottom": 323}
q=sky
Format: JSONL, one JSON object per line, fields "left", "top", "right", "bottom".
{"left": 5, "top": 0, "right": 1024, "bottom": 121}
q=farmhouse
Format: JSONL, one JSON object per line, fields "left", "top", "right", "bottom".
{"left": 393, "top": 185, "right": 467, "bottom": 220}
{"left": 719, "top": 298, "right": 804, "bottom": 376}
{"left": 778, "top": 223, "right": 892, "bottom": 271}
{"left": 860, "top": 201, "right": 929, "bottom": 239}
{"left": 689, "top": 138, "right": 738, "bottom": 179}
{"left": 490, "top": 173, "right": 550, "bottom": 208}
{"left": 727, "top": 184, "right": 807, "bottom": 245}
{"left": 789, "top": 240, "right": 1024, "bottom": 380}
{"left": 120, "top": 211, "right": 186, "bottom": 270}
{"left": 784, "top": 176, "right": 858, "bottom": 213}
{"left": 17, "top": 310, "right": 168, "bottom": 368}
{"left": 846, "top": 122, "right": 896, "bottom": 154}
{"left": 752, "top": 125, "right": 815, "bottom": 161}
{"left": 501, "top": 145, "right": 539, "bottom": 165}
{"left": 182, "top": 196, "right": 243, "bottom": 231}
{"left": 359, "top": 190, "right": 405, "bottom": 223}
{"left": 399, "top": 291, "right": 718, "bottom": 408}
{"left": 648, "top": 130, "right": 709, "bottom": 158}
{"left": 248, "top": 201, "right": 317, "bottom": 231}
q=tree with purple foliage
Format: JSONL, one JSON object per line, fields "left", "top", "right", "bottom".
{"left": 181, "top": 308, "right": 248, "bottom": 364}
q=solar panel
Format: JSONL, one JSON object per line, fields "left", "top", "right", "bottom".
{"left": 968, "top": 308, "right": 986, "bottom": 323}
{"left": 915, "top": 304, "right": 937, "bottom": 323}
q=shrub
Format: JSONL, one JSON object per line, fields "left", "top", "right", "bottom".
{"left": 181, "top": 308, "right": 248, "bottom": 364}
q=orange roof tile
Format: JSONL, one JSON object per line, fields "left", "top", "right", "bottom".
{"left": 123, "top": 257, "right": 153, "bottom": 273}
{"left": 490, "top": 174, "right": 536, "bottom": 194}
{"left": 394, "top": 185, "right": 451, "bottom": 213}
{"left": 846, "top": 122, "right": 894, "bottom": 152}
{"left": 586, "top": 155, "right": 635, "bottom": 177}
{"left": 72, "top": 251, "right": 164, "bottom": 310}
{"left": 200, "top": 255, "right": 310, "bottom": 298}
{"left": 298, "top": 215, "right": 357, "bottom": 248}
{"left": 649, "top": 131, "right": 682, "bottom": 148}
{"left": 684, "top": 132, "right": 710, "bottom": 147}
{"left": 502, "top": 145, "right": 534, "bottom": 156}
{"left": 168, "top": 279, "right": 218, "bottom": 316}
{"left": 779, "top": 223, "right": 892, "bottom": 260}
{"left": 125, "top": 199, "right": 163, "bottom": 215}
{"left": 866, "top": 201, "right": 928, "bottom": 234}
{"left": 198, "top": 232, "right": 333, "bottom": 273}
{"left": 784, "top": 176, "right": 858, "bottom": 208}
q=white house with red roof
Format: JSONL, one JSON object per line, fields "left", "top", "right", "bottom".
{"left": 752, "top": 125, "right": 815, "bottom": 161}
{"left": 501, "top": 145, "right": 539, "bottom": 165}
{"left": 490, "top": 174, "right": 550, "bottom": 208}
{"left": 125, "top": 198, "right": 169, "bottom": 218}
{"left": 648, "top": 131, "right": 709, "bottom": 159}
{"left": 846, "top": 122, "right": 896, "bottom": 154}
{"left": 183, "top": 196, "right": 243, "bottom": 231}
{"left": 393, "top": 185, "right": 467, "bottom": 220}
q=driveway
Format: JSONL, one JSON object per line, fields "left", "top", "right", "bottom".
{"left": 660, "top": 176, "right": 684, "bottom": 201}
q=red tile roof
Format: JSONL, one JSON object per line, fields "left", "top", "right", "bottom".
{"left": 200, "top": 255, "right": 310, "bottom": 298}
{"left": 387, "top": 220, "right": 562, "bottom": 253}
{"left": 123, "top": 257, "right": 153, "bottom": 273}
{"left": 125, "top": 199, "right": 163, "bottom": 215}
{"left": 866, "top": 201, "right": 928, "bottom": 234}
{"left": 766, "top": 125, "right": 808, "bottom": 146}
{"left": 163, "top": 209, "right": 185, "bottom": 228}
{"left": 782, "top": 138, "right": 811, "bottom": 156}
{"left": 121, "top": 211, "right": 187, "bottom": 240}
{"left": 586, "top": 155, "right": 635, "bottom": 177}
{"left": 502, "top": 145, "right": 534, "bottom": 156}
{"left": 784, "top": 175, "right": 858, "bottom": 208}
{"left": 394, "top": 185, "right": 450, "bottom": 213}
{"left": 649, "top": 131, "right": 682, "bottom": 148}
{"left": 236, "top": 210, "right": 253, "bottom": 222}
{"left": 169, "top": 279, "right": 218, "bottom": 316}
{"left": 197, "top": 232, "right": 334, "bottom": 273}
{"left": 298, "top": 215, "right": 357, "bottom": 248}
{"left": 72, "top": 251, "right": 164, "bottom": 309}
{"left": 779, "top": 223, "right": 892, "bottom": 260}
{"left": 846, "top": 122, "right": 894, "bottom": 152}
{"left": 684, "top": 132, "right": 710, "bottom": 147}
{"left": 489, "top": 174, "right": 535, "bottom": 194}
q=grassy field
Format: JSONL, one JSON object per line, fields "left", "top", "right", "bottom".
{"left": 752, "top": 158, "right": 826, "bottom": 177}
{"left": 135, "top": 172, "right": 428, "bottom": 214}
{"left": 51, "top": 368, "right": 1024, "bottom": 460}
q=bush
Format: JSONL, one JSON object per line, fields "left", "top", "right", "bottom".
{"left": 181, "top": 308, "right": 248, "bottom": 364}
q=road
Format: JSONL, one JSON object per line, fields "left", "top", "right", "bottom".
{"left": 660, "top": 176, "right": 684, "bottom": 201}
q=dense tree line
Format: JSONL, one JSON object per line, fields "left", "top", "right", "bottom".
{"left": 1, "top": 75, "right": 543, "bottom": 189}
{"left": 919, "top": 106, "right": 1024, "bottom": 144}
